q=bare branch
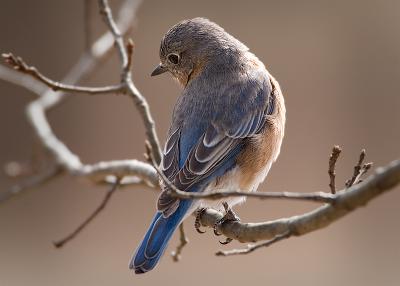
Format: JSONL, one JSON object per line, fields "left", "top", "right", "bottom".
{"left": 171, "top": 223, "right": 189, "bottom": 262}
{"left": 98, "top": 0, "right": 163, "bottom": 164}
{"left": 0, "top": 0, "right": 152, "bottom": 204}
{"left": 215, "top": 231, "right": 291, "bottom": 256}
{"left": 0, "top": 166, "right": 62, "bottom": 204}
{"left": 77, "top": 159, "right": 158, "bottom": 186}
{"left": 53, "top": 179, "right": 121, "bottom": 248}
{"left": 198, "top": 159, "right": 400, "bottom": 252}
{"left": 2, "top": 53, "right": 124, "bottom": 94}
{"left": 328, "top": 145, "right": 342, "bottom": 194}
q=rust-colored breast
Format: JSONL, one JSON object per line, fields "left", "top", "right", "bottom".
{"left": 237, "top": 76, "right": 286, "bottom": 191}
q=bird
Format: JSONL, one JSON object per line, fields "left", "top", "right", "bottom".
{"left": 130, "top": 17, "right": 286, "bottom": 274}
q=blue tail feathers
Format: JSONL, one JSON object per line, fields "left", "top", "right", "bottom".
{"left": 130, "top": 200, "right": 192, "bottom": 274}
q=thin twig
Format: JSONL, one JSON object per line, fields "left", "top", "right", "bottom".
{"left": 328, "top": 145, "right": 342, "bottom": 194}
{"left": 98, "top": 0, "right": 163, "bottom": 164}
{"left": 183, "top": 189, "right": 335, "bottom": 203}
{"left": 171, "top": 223, "right": 189, "bottom": 262}
{"left": 345, "top": 149, "right": 373, "bottom": 188}
{"left": 53, "top": 178, "right": 121, "bottom": 248}
{"left": 355, "top": 163, "right": 373, "bottom": 184}
{"left": 215, "top": 231, "right": 291, "bottom": 256}
{"left": 2, "top": 53, "right": 124, "bottom": 95}
{"left": 146, "top": 141, "right": 335, "bottom": 203}
{"left": 125, "top": 38, "right": 135, "bottom": 73}
{"left": 0, "top": 166, "right": 62, "bottom": 204}
{"left": 0, "top": 64, "right": 47, "bottom": 96}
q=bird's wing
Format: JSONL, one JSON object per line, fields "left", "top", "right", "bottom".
{"left": 158, "top": 74, "right": 274, "bottom": 217}
{"left": 161, "top": 127, "right": 181, "bottom": 180}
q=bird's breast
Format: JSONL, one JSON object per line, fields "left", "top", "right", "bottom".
{"left": 236, "top": 75, "right": 286, "bottom": 191}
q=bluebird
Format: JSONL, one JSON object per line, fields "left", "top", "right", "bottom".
{"left": 130, "top": 17, "right": 286, "bottom": 274}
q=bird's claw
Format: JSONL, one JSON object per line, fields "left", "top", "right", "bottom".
{"left": 214, "top": 202, "right": 240, "bottom": 245}
{"left": 219, "top": 237, "right": 233, "bottom": 245}
{"left": 194, "top": 208, "right": 207, "bottom": 234}
{"left": 213, "top": 223, "right": 222, "bottom": 236}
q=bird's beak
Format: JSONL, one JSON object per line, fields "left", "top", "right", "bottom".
{"left": 151, "top": 63, "right": 167, "bottom": 76}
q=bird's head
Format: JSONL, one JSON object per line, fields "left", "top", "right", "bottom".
{"left": 151, "top": 17, "right": 248, "bottom": 86}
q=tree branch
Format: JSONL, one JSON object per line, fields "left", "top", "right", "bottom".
{"left": 2, "top": 53, "right": 124, "bottom": 94}
{"left": 98, "top": 0, "right": 162, "bottom": 164}
{"left": 0, "top": 0, "right": 155, "bottom": 204}
{"left": 198, "top": 159, "right": 400, "bottom": 254}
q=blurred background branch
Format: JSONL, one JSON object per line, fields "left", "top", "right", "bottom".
{"left": 0, "top": 0, "right": 155, "bottom": 206}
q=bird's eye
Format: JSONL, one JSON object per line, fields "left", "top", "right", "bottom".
{"left": 167, "top": 53, "right": 180, "bottom": 65}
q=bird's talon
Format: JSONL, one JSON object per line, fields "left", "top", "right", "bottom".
{"left": 194, "top": 208, "right": 207, "bottom": 234}
{"left": 213, "top": 223, "right": 222, "bottom": 236}
{"left": 219, "top": 237, "right": 233, "bottom": 245}
{"left": 213, "top": 202, "right": 240, "bottom": 243}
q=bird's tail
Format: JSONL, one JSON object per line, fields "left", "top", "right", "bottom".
{"left": 129, "top": 201, "right": 191, "bottom": 274}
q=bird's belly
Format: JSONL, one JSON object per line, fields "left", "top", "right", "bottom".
{"left": 198, "top": 161, "right": 273, "bottom": 211}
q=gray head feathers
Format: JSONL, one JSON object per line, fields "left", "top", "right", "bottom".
{"left": 160, "top": 18, "right": 248, "bottom": 59}
{"left": 153, "top": 18, "right": 249, "bottom": 85}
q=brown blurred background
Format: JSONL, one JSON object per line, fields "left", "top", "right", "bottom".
{"left": 1, "top": 0, "right": 399, "bottom": 285}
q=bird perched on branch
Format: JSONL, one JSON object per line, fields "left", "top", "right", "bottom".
{"left": 130, "top": 17, "right": 286, "bottom": 274}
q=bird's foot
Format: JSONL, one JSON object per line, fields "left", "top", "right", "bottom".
{"left": 194, "top": 208, "right": 207, "bottom": 234}
{"left": 214, "top": 202, "right": 240, "bottom": 245}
